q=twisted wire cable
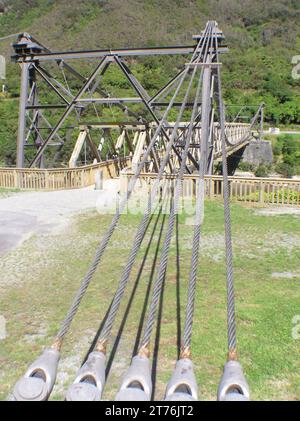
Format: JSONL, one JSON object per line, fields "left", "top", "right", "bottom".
{"left": 139, "top": 23, "right": 213, "bottom": 354}
{"left": 94, "top": 30, "right": 210, "bottom": 350}
{"left": 96, "top": 133, "right": 179, "bottom": 347}
{"left": 115, "top": 32, "right": 214, "bottom": 174}
{"left": 214, "top": 30, "right": 237, "bottom": 358}
{"left": 52, "top": 34, "right": 205, "bottom": 348}
{"left": 181, "top": 30, "right": 215, "bottom": 356}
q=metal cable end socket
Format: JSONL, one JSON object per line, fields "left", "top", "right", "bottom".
{"left": 217, "top": 360, "right": 250, "bottom": 401}
{"left": 115, "top": 355, "right": 152, "bottom": 401}
{"left": 164, "top": 358, "right": 198, "bottom": 401}
{"left": 65, "top": 351, "right": 106, "bottom": 401}
{"left": 13, "top": 348, "right": 60, "bottom": 401}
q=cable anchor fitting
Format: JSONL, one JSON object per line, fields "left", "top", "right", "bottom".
{"left": 164, "top": 358, "right": 198, "bottom": 401}
{"left": 65, "top": 351, "right": 106, "bottom": 401}
{"left": 13, "top": 348, "right": 60, "bottom": 401}
{"left": 217, "top": 360, "right": 250, "bottom": 401}
{"left": 115, "top": 355, "right": 152, "bottom": 401}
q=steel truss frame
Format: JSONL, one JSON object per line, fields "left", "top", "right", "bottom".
{"left": 12, "top": 29, "right": 262, "bottom": 172}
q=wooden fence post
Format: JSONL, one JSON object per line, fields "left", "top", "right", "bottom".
{"left": 259, "top": 181, "right": 264, "bottom": 204}
{"left": 95, "top": 170, "right": 103, "bottom": 190}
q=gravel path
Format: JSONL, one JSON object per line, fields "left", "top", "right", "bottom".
{"left": 0, "top": 179, "right": 119, "bottom": 256}
{"left": 255, "top": 207, "right": 300, "bottom": 216}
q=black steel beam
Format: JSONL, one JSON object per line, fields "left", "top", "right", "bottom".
{"left": 28, "top": 36, "right": 144, "bottom": 121}
{"left": 26, "top": 101, "right": 202, "bottom": 109}
{"left": 151, "top": 102, "right": 202, "bottom": 107}
{"left": 115, "top": 56, "right": 190, "bottom": 173}
{"left": 34, "top": 65, "right": 70, "bottom": 105}
{"left": 26, "top": 104, "right": 68, "bottom": 109}
{"left": 29, "top": 57, "right": 109, "bottom": 167}
{"left": 14, "top": 45, "right": 197, "bottom": 63}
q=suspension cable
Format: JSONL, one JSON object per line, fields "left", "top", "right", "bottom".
{"left": 95, "top": 131, "right": 180, "bottom": 351}
{"left": 181, "top": 29, "right": 215, "bottom": 358}
{"left": 92, "top": 30, "right": 210, "bottom": 353}
{"left": 138, "top": 23, "right": 214, "bottom": 356}
{"left": 61, "top": 65, "right": 72, "bottom": 96}
{"left": 214, "top": 29, "right": 237, "bottom": 360}
{"left": 95, "top": 187, "right": 169, "bottom": 352}
{"left": 51, "top": 38, "right": 204, "bottom": 350}
{"left": 0, "top": 33, "right": 21, "bottom": 42}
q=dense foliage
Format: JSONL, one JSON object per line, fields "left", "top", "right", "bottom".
{"left": 0, "top": 0, "right": 299, "bottom": 166}
{"left": 273, "top": 134, "right": 300, "bottom": 177}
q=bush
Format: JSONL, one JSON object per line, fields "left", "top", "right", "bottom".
{"left": 254, "top": 164, "right": 271, "bottom": 178}
{"left": 273, "top": 141, "right": 282, "bottom": 157}
{"left": 235, "top": 187, "right": 299, "bottom": 204}
{"left": 275, "top": 163, "right": 295, "bottom": 178}
{"left": 237, "top": 162, "right": 255, "bottom": 172}
{"left": 272, "top": 135, "right": 300, "bottom": 176}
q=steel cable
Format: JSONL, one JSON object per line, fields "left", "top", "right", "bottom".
{"left": 139, "top": 23, "right": 214, "bottom": 354}
{"left": 94, "top": 30, "right": 210, "bottom": 350}
{"left": 96, "top": 153, "right": 175, "bottom": 347}
{"left": 214, "top": 29, "right": 237, "bottom": 356}
{"left": 53, "top": 36, "right": 205, "bottom": 347}
{"left": 181, "top": 31, "right": 215, "bottom": 355}
{"left": 0, "top": 33, "right": 21, "bottom": 42}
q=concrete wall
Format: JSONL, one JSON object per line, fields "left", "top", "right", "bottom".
{"left": 242, "top": 140, "right": 273, "bottom": 166}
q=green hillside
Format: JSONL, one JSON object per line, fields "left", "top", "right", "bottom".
{"left": 0, "top": 0, "right": 300, "bottom": 165}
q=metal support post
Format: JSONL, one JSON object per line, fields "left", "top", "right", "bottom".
{"left": 16, "top": 63, "right": 30, "bottom": 167}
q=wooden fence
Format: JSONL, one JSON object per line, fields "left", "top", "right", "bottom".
{"left": 120, "top": 170, "right": 300, "bottom": 207}
{"left": 1, "top": 160, "right": 299, "bottom": 207}
{"left": 0, "top": 158, "right": 130, "bottom": 190}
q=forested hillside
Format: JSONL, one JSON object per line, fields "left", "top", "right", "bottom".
{"left": 0, "top": 0, "right": 299, "bottom": 166}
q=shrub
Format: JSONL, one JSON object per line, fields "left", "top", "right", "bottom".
{"left": 237, "top": 162, "right": 255, "bottom": 172}
{"left": 275, "top": 163, "right": 295, "bottom": 178}
{"left": 254, "top": 164, "right": 271, "bottom": 178}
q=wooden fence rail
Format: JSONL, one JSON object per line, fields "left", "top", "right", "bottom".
{"left": 1, "top": 161, "right": 300, "bottom": 207}
{"left": 0, "top": 158, "right": 130, "bottom": 191}
{"left": 120, "top": 170, "right": 300, "bottom": 207}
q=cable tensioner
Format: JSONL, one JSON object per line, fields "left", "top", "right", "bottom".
{"left": 115, "top": 355, "right": 152, "bottom": 401}
{"left": 164, "top": 358, "right": 198, "bottom": 401}
{"left": 65, "top": 351, "right": 106, "bottom": 401}
{"left": 217, "top": 360, "right": 250, "bottom": 401}
{"left": 13, "top": 348, "right": 60, "bottom": 401}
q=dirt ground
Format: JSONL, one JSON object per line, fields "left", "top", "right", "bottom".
{"left": 0, "top": 179, "right": 119, "bottom": 256}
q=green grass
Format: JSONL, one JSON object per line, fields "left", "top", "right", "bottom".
{"left": 0, "top": 187, "right": 20, "bottom": 197}
{"left": 0, "top": 200, "right": 299, "bottom": 400}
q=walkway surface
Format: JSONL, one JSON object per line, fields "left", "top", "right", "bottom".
{"left": 0, "top": 179, "right": 119, "bottom": 256}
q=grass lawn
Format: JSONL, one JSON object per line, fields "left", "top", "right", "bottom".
{"left": 0, "top": 199, "right": 299, "bottom": 401}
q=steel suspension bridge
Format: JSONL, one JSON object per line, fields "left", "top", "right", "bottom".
{"left": 6, "top": 20, "right": 263, "bottom": 401}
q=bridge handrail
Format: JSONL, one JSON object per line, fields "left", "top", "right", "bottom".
{"left": 223, "top": 103, "right": 264, "bottom": 147}
{"left": 120, "top": 170, "right": 300, "bottom": 207}
{"left": 123, "top": 170, "right": 300, "bottom": 184}
{"left": 0, "top": 157, "right": 131, "bottom": 190}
